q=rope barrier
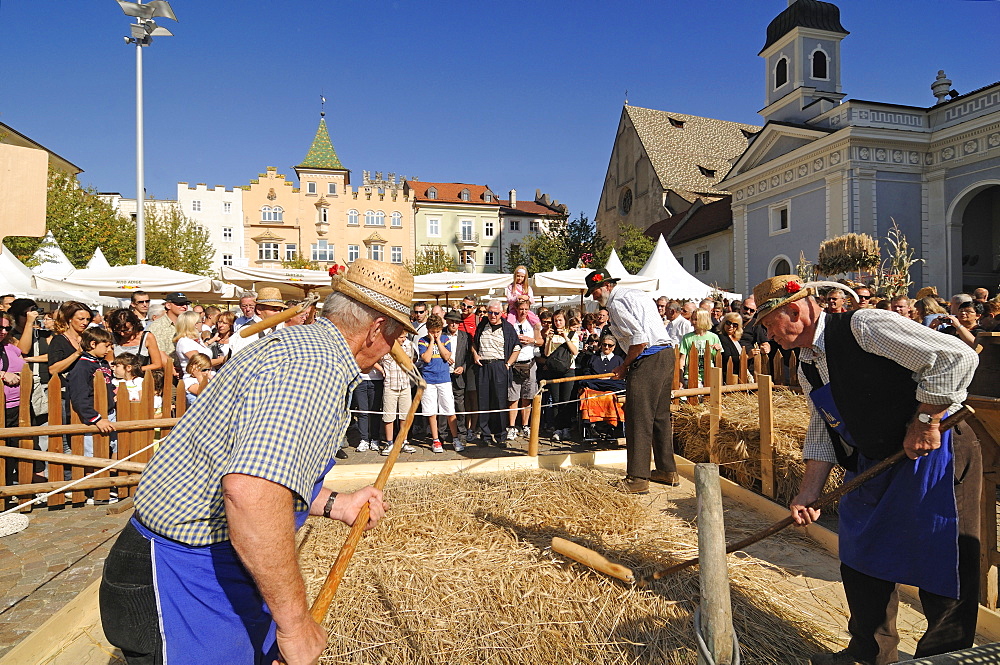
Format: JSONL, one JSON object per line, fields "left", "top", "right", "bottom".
{"left": 347, "top": 388, "right": 627, "bottom": 418}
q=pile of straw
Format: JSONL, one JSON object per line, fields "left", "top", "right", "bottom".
{"left": 816, "top": 232, "right": 880, "bottom": 276}
{"left": 673, "top": 390, "right": 844, "bottom": 506}
{"left": 301, "top": 467, "right": 834, "bottom": 664}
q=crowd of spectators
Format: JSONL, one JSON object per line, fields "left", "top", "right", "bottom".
{"left": 1, "top": 274, "right": 998, "bottom": 498}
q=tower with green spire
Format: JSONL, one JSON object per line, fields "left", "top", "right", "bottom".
{"left": 294, "top": 113, "right": 350, "bottom": 185}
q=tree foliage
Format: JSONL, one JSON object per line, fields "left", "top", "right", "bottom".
{"left": 406, "top": 244, "right": 460, "bottom": 276}
{"left": 505, "top": 212, "right": 607, "bottom": 274}
{"left": 143, "top": 204, "right": 216, "bottom": 276}
{"left": 6, "top": 168, "right": 136, "bottom": 268}
{"left": 281, "top": 254, "right": 322, "bottom": 270}
{"left": 614, "top": 224, "right": 655, "bottom": 273}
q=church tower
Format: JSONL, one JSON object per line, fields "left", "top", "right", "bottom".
{"left": 759, "top": 0, "right": 849, "bottom": 124}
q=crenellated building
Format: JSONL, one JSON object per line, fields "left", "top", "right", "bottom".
{"left": 242, "top": 115, "right": 415, "bottom": 270}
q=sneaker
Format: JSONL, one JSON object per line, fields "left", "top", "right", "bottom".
{"left": 552, "top": 429, "right": 561, "bottom": 442}
{"left": 522, "top": 425, "right": 531, "bottom": 438}
{"left": 356, "top": 439, "right": 371, "bottom": 452}
{"left": 453, "top": 438, "right": 466, "bottom": 453}
{"left": 401, "top": 441, "right": 417, "bottom": 453}
{"left": 432, "top": 440, "right": 444, "bottom": 453}
{"left": 381, "top": 443, "right": 393, "bottom": 456}
{"left": 506, "top": 427, "right": 518, "bottom": 442}
{"left": 380, "top": 441, "right": 392, "bottom": 453}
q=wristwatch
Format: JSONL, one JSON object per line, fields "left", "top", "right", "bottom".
{"left": 916, "top": 413, "right": 941, "bottom": 425}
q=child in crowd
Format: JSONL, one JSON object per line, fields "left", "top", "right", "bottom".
{"left": 378, "top": 331, "right": 417, "bottom": 457}
{"left": 183, "top": 352, "right": 213, "bottom": 407}
{"left": 418, "top": 314, "right": 461, "bottom": 453}
{"left": 112, "top": 352, "right": 144, "bottom": 402}
{"left": 68, "top": 327, "right": 118, "bottom": 503}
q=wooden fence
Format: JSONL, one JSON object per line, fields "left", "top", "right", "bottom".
{"left": 0, "top": 364, "right": 186, "bottom": 507}
{"left": 670, "top": 344, "right": 798, "bottom": 401}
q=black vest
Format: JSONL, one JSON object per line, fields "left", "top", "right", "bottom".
{"left": 818, "top": 311, "right": 919, "bottom": 460}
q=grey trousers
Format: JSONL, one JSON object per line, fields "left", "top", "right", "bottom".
{"left": 624, "top": 348, "right": 675, "bottom": 479}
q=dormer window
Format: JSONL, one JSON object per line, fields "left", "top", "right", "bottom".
{"left": 775, "top": 57, "right": 788, "bottom": 89}
{"left": 811, "top": 48, "right": 828, "bottom": 80}
{"left": 427, "top": 187, "right": 437, "bottom": 200}
{"left": 668, "top": 117, "right": 685, "bottom": 129}
{"left": 698, "top": 166, "right": 716, "bottom": 178}
{"left": 484, "top": 192, "right": 492, "bottom": 203}
{"left": 460, "top": 188, "right": 470, "bottom": 202}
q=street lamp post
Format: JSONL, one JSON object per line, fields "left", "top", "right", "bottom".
{"left": 116, "top": 0, "right": 177, "bottom": 264}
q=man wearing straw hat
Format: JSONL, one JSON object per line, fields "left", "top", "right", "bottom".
{"left": 585, "top": 268, "right": 678, "bottom": 494}
{"left": 229, "top": 285, "right": 289, "bottom": 357}
{"left": 100, "top": 259, "right": 417, "bottom": 665}
{"left": 752, "top": 274, "right": 981, "bottom": 665}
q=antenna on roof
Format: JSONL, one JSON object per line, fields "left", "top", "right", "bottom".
{"left": 624, "top": 89, "right": 629, "bottom": 105}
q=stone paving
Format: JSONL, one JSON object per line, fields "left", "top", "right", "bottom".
{"left": 0, "top": 429, "right": 620, "bottom": 658}
{"left": 0, "top": 501, "right": 133, "bottom": 657}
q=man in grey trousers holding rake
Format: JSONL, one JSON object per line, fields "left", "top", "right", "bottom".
{"left": 585, "top": 269, "right": 678, "bottom": 494}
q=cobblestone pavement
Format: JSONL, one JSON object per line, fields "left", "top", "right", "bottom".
{"left": 0, "top": 428, "right": 620, "bottom": 657}
{"left": 0, "top": 501, "right": 132, "bottom": 658}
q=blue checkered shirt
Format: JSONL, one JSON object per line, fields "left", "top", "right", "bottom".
{"left": 134, "top": 317, "right": 361, "bottom": 546}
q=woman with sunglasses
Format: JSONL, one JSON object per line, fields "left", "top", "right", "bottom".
{"left": 717, "top": 312, "right": 744, "bottom": 379}
{"left": 107, "top": 308, "right": 165, "bottom": 373}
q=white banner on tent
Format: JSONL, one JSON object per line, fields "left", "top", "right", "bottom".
{"left": 33, "top": 264, "right": 221, "bottom": 297}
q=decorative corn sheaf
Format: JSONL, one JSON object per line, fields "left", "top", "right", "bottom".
{"left": 815, "top": 233, "right": 880, "bottom": 276}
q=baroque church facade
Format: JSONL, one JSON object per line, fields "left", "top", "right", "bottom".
{"left": 597, "top": 0, "right": 1000, "bottom": 297}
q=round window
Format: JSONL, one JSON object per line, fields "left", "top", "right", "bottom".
{"left": 618, "top": 188, "right": 633, "bottom": 216}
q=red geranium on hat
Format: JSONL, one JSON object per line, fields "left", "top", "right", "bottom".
{"left": 785, "top": 280, "right": 802, "bottom": 294}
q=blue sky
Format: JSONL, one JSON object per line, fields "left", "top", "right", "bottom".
{"left": 2, "top": 1, "right": 998, "bottom": 220}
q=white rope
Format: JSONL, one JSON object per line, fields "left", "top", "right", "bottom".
{"left": 0, "top": 437, "right": 160, "bottom": 518}
{"left": 348, "top": 388, "right": 627, "bottom": 418}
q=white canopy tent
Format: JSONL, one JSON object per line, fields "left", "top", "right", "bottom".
{"left": 0, "top": 246, "right": 119, "bottom": 308}
{"left": 532, "top": 266, "right": 658, "bottom": 298}
{"left": 30, "top": 232, "right": 75, "bottom": 279}
{"left": 86, "top": 247, "right": 112, "bottom": 270}
{"left": 221, "top": 265, "right": 333, "bottom": 301}
{"left": 412, "top": 272, "right": 512, "bottom": 303}
{"left": 637, "top": 235, "right": 741, "bottom": 301}
{"left": 32, "top": 263, "right": 223, "bottom": 298}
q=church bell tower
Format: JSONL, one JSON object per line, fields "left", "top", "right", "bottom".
{"left": 759, "top": 0, "right": 849, "bottom": 124}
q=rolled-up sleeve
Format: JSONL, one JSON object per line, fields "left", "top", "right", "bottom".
{"left": 851, "top": 310, "right": 978, "bottom": 409}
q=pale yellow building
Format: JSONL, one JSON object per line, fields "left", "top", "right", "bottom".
{"left": 242, "top": 115, "right": 414, "bottom": 269}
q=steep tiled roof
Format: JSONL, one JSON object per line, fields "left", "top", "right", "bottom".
{"left": 625, "top": 105, "right": 760, "bottom": 196}
{"left": 297, "top": 118, "right": 344, "bottom": 170}
{"left": 497, "top": 198, "right": 565, "bottom": 217}
{"left": 761, "top": 0, "right": 848, "bottom": 53}
{"left": 406, "top": 181, "right": 497, "bottom": 205}
{"left": 644, "top": 197, "right": 733, "bottom": 245}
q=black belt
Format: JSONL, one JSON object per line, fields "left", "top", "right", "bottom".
{"left": 481, "top": 359, "right": 505, "bottom": 364}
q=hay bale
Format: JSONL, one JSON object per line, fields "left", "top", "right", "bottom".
{"left": 673, "top": 390, "right": 844, "bottom": 506}
{"left": 301, "top": 467, "right": 834, "bottom": 664}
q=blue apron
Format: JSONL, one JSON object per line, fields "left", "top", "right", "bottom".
{"left": 135, "top": 458, "right": 336, "bottom": 663}
{"left": 809, "top": 384, "right": 960, "bottom": 598}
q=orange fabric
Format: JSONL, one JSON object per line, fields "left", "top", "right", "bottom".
{"left": 580, "top": 388, "right": 625, "bottom": 426}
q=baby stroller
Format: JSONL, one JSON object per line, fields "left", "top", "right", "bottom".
{"left": 577, "top": 376, "right": 626, "bottom": 442}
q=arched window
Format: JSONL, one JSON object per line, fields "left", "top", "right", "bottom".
{"left": 347, "top": 209, "right": 359, "bottom": 225}
{"left": 427, "top": 187, "right": 437, "bottom": 200}
{"left": 811, "top": 49, "right": 828, "bottom": 80}
{"left": 390, "top": 211, "right": 402, "bottom": 227}
{"left": 460, "top": 188, "right": 470, "bottom": 202}
{"left": 375, "top": 211, "right": 385, "bottom": 226}
{"left": 364, "top": 210, "right": 376, "bottom": 226}
{"left": 260, "top": 206, "right": 272, "bottom": 222}
{"left": 273, "top": 206, "right": 283, "bottom": 222}
{"left": 775, "top": 57, "right": 788, "bottom": 89}
{"left": 771, "top": 257, "right": 792, "bottom": 277}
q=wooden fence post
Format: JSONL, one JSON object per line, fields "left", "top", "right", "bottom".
{"left": 708, "top": 367, "right": 722, "bottom": 464}
{"left": 695, "top": 463, "right": 735, "bottom": 665}
{"left": 738, "top": 348, "right": 748, "bottom": 384}
{"left": 46, "top": 375, "right": 64, "bottom": 507}
{"left": 687, "top": 347, "right": 700, "bottom": 404}
{"left": 116, "top": 383, "right": 132, "bottom": 498}
{"left": 93, "top": 371, "right": 110, "bottom": 503}
{"left": 672, "top": 347, "right": 681, "bottom": 403}
{"left": 757, "top": 373, "right": 775, "bottom": 500}
{"left": 528, "top": 383, "right": 543, "bottom": 457}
